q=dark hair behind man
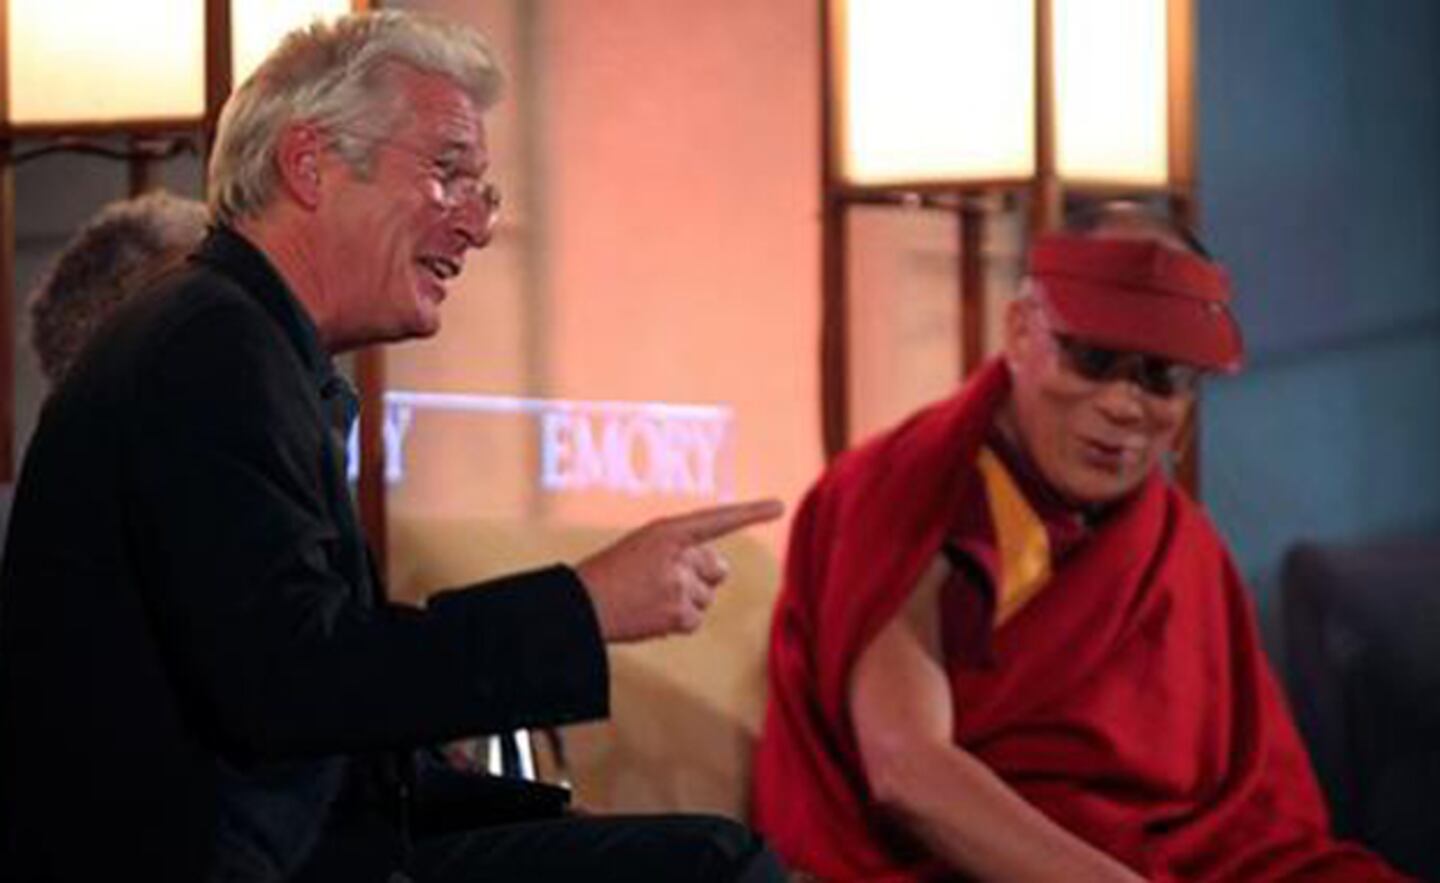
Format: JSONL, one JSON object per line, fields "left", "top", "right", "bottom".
{"left": 28, "top": 191, "right": 208, "bottom": 386}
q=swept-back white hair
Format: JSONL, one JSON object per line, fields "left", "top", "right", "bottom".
{"left": 209, "top": 10, "right": 504, "bottom": 225}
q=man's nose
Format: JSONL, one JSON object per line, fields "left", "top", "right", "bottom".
{"left": 452, "top": 196, "right": 494, "bottom": 250}
{"left": 1093, "top": 377, "right": 1146, "bottom": 423}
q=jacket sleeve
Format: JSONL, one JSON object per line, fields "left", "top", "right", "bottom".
{"left": 127, "top": 298, "right": 608, "bottom": 759}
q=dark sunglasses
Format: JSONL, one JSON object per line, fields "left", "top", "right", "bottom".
{"left": 1052, "top": 334, "right": 1202, "bottom": 398}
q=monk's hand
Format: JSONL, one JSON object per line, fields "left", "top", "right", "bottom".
{"left": 576, "top": 499, "right": 784, "bottom": 643}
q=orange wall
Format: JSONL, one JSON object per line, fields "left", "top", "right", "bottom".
{"left": 539, "top": 0, "right": 821, "bottom": 549}
{"left": 387, "top": 0, "right": 822, "bottom": 557}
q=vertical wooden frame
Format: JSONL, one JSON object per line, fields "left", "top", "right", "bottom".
{"left": 958, "top": 199, "right": 986, "bottom": 378}
{"left": 0, "top": 161, "right": 14, "bottom": 483}
{"left": 204, "top": 0, "right": 233, "bottom": 159}
{"left": 1166, "top": 0, "right": 1196, "bottom": 209}
{"left": 1165, "top": 0, "right": 1201, "bottom": 495}
{"left": 0, "top": 0, "right": 10, "bottom": 132}
{"left": 356, "top": 345, "right": 387, "bottom": 571}
{"left": 1, "top": 0, "right": 14, "bottom": 480}
{"left": 819, "top": 0, "right": 851, "bottom": 460}
{"left": 1031, "top": 0, "right": 1062, "bottom": 233}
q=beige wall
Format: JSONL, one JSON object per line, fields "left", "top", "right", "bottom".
{"left": 387, "top": 0, "right": 824, "bottom": 559}
{"left": 537, "top": 0, "right": 820, "bottom": 550}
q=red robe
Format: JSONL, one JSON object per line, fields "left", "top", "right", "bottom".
{"left": 753, "top": 360, "right": 1408, "bottom": 882}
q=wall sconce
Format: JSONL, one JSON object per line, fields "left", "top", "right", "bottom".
{"left": 3, "top": 1, "right": 207, "bottom": 128}
{"left": 1, "top": 0, "right": 366, "bottom": 480}
{"left": 821, "top": 0, "right": 1197, "bottom": 484}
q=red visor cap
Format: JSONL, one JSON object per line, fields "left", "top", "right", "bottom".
{"left": 1027, "top": 234, "right": 1244, "bottom": 373}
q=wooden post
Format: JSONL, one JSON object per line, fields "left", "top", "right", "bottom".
{"left": 356, "top": 348, "right": 388, "bottom": 574}
{"left": 959, "top": 198, "right": 986, "bottom": 377}
{"left": 820, "top": 194, "right": 849, "bottom": 462}
{"left": 203, "top": 0, "right": 232, "bottom": 163}
{"left": 1031, "top": 0, "right": 1062, "bottom": 234}
{"left": 819, "top": 0, "right": 850, "bottom": 460}
{"left": 128, "top": 137, "right": 159, "bottom": 197}
{"left": 0, "top": 155, "right": 15, "bottom": 482}
{"left": 1, "top": 0, "right": 14, "bottom": 481}
{"left": 1168, "top": 0, "right": 1201, "bottom": 497}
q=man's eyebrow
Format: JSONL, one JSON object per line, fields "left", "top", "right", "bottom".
{"left": 431, "top": 138, "right": 486, "bottom": 169}
{"left": 431, "top": 128, "right": 479, "bottom": 152}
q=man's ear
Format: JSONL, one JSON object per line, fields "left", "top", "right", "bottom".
{"left": 274, "top": 124, "right": 325, "bottom": 211}
{"left": 1001, "top": 296, "right": 1032, "bottom": 374}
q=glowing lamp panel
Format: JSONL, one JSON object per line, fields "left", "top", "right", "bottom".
{"left": 1052, "top": 0, "right": 1169, "bottom": 186}
{"left": 6, "top": 0, "right": 204, "bottom": 125}
{"left": 838, "top": 0, "right": 1035, "bottom": 185}
{"left": 232, "top": 0, "right": 353, "bottom": 88}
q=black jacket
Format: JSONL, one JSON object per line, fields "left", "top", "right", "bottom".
{"left": 0, "top": 228, "right": 608, "bottom": 881}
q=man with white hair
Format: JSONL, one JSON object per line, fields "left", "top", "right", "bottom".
{"left": 0, "top": 12, "right": 783, "bottom": 882}
{"left": 754, "top": 204, "right": 1411, "bottom": 882}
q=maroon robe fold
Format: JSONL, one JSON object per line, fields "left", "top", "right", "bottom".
{"left": 753, "top": 360, "right": 1407, "bottom": 882}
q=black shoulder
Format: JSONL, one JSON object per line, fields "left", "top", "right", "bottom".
{"left": 63, "top": 260, "right": 284, "bottom": 388}
{"left": 128, "top": 262, "right": 281, "bottom": 356}
{"left": 88, "top": 262, "right": 319, "bottom": 454}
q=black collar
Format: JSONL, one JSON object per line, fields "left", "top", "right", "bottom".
{"left": 191, "top": 225, "right": 333, "bottom": 389}
{"left": 191, "top": 226, "right": 358, "bottom": 434}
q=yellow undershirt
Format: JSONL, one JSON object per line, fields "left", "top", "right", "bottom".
{"left": 976, "top": 446, "right": 1054, "bottom": 627}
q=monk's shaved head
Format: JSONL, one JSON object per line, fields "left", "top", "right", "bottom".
{"left": 1065, "top": 200, "right": 1211, "bottom": 258}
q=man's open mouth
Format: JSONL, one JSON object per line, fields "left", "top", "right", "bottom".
{"left": 417, "top": 255, "right": 461, "bottom": 282}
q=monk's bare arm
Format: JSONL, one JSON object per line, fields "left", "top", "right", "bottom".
{"left": 848, "top": 556, "right": 1146, "bottom": 883}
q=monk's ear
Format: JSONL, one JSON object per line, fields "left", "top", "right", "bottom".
{"left": 273, "top": 123, "right": 326, "bottom": 211}
{"left": 1002, "top": 296, "right": 1035, "bottom": 373}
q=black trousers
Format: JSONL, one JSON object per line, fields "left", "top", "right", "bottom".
{"left": 295, "top": 813, "right": 788, "bottom": 883}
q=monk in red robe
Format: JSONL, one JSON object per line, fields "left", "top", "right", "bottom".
{"left": 753, "top": 205, "right": 1411, "bottom": 882}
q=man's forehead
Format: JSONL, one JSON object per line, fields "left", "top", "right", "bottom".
{"left": 390, "top": 65, "right": 487, "bottom": 148}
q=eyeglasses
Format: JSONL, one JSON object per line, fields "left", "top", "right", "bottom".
{"left": 419, "top": 152, "right": 502, "bottom": 218}
{"left": 1051, "top": 334, "right": 1202, "bottom": 399}
{"left": 335, "top": 131, "right": 502, "bottom": 219}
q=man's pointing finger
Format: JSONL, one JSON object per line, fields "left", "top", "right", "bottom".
{"left": 665, "top": 498, "right": 785, "bottom": 543}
